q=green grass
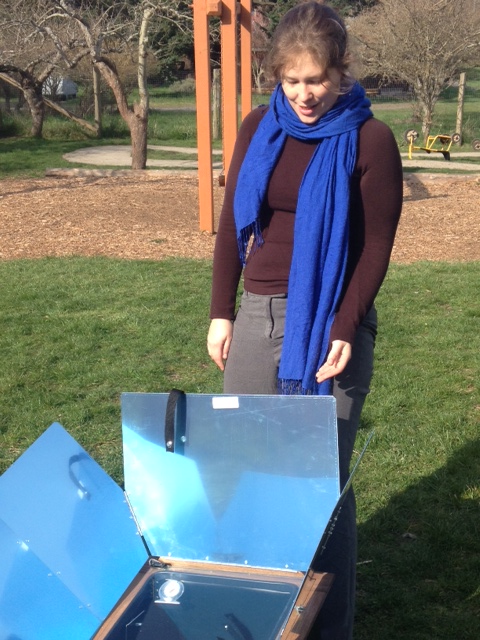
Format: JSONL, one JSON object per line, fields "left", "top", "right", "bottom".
{"left": 0, "top": 257, "right": 478, "bottom": 639}
{"left": 1, "top": 80, "right": 478, "bottom": 178}
{"left": 0, "top": 108, "right": 224, "bottom": 177}
{"left": 0, "top": 80, "right": 478, "bottom": 636}
{"left": 368, "top": 68, "right": 480, "bottom": 147}
{"left": 0, "top": 257, "right": 223, "bottom": 481}
{"left": 372, "top": 98, "right": 480, "bottom": 149}
{"left": 0, "top": 137, "right": 117, "bottom": 177}
{"left": 0, "top": 135, "right": 218, "bottom": 177}
{"left": 137, "top": 84, "right": 270, "bottom": 109}
{"left": 355, "top": 262, "right": 480, "bottom": 639}
{"left": 1, "top": 112, "right": 477, "bottom": 180}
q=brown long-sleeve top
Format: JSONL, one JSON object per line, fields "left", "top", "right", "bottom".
{"left": 210, "top": 106, "right": 403, "bottom": 346}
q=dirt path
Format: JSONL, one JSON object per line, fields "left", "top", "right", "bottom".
{"left": 0, "top": 172, "right": 479, "bottom": 262}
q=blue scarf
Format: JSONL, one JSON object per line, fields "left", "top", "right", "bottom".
{"left": 234, "top": 82, "right": 372, "bottom": 395}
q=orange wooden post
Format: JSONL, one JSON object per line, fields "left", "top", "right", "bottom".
{"left": 193, "top": 0, "right": 220, "bottom": 233}
{"left": 239, "top": 0, "right": 252, "bottom": 122}
{"left": 220, "top": 0, "right": 238, "bottom": 179}
{"left": 193, "top": 0, "right": 252, "bottom": 230}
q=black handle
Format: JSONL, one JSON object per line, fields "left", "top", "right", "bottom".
{"left": 164, "top": 388, "right": 186, "bottom": 453}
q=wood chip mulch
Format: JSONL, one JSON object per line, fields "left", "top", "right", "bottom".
{"left": 1, "top": 172, "right": 479, "bottom": 263}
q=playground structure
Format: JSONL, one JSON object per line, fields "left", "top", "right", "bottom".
{"left": 193, "top": 0, "right": 252, "bottom": 233}
{"left": 192, "top": 7, "right": 480, "bottom": 232}
{"left": 404, "top": 129, "right": 461, "bottom": 161}
{"left": 404, "top": 128, "right": 480, "bottom": 159}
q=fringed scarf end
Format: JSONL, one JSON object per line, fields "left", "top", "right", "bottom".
{"left": 237, "top": 219, "right": 264, "bottom": 266}
{"left": 278, "top": 379, "right": 313, "bottom": 396}
{"left": 279, "top": 377, "right": 333, "bottom": 397}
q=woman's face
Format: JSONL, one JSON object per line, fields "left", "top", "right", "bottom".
{"left": 281, "top": 53, "right": 341, "bottom": 124}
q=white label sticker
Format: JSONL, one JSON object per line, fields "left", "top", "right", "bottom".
{"left": 212, "top": 396, "right": 240, "bottom": 409}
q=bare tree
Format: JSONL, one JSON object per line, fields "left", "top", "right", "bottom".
{"left": 251, "top": 9, "right": 269, "bottom": 93}
{"left": 50, "top": 0, "right": 192, "bottom": 170}
{"left": 1, "top": 0, "right": 192, "bottom": 166}
{"left": 0, "top": 71, "right": 99, "bottom": 134}
{"left": 0, "top": 76, "right": 19, "bottom": 113}
{"left": 0, "top": 0, "right": 93, "bottom": 137}
{"left": 350, "top": 0, "right": 480, "bottom": 139}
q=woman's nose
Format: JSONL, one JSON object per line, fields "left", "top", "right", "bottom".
{"left": 297, "top": 83, "right": 312, "bottom": 102}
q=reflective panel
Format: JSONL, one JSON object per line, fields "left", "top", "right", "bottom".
{"left": 0, "top": 518, "right": 98, "bottom": 640}
{"left": 122, "top": 393, "right": 339, "bottom": 572}
{"left": 0, "top": 423, "right": 148, "bottom": 635}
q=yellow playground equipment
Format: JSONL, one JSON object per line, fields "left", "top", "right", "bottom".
{"left": 404, "top": 129, "right": 461, "bottom": 161}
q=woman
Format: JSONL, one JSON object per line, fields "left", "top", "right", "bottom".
{"left": 207, "top": 2, "right": 403, "bottom": 638}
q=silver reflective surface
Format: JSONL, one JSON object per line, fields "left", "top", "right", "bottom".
{"left": 0, "top": 517, "right": 97, "bottom": 640}
{"left": 122, "top": 393, "right": 339, "bottom": 571}
{"left": 0, "top": 423, "right": 147, "bottom": 639}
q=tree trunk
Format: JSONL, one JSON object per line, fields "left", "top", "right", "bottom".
{"left": 212, "top": 68, "right": 221, "bottom": 140}
{"left": 0, "top": 72, "right": 44, "bottom": 136}
{"left": 130, "top": 6, "right": 154, "bottom": 170}
{"left": 2, "top": 82, "right": 13, "bottom": 113}
{"left": 22, "top": 81, "right": 45, "bottom": 138}
{"left": 129, "top": 108, "right": 148, "bottom": 170}
{"left": 415, "top": 81, "right": 433, "bottom": 142}
{"left": 0, "top": 71, "right": 96, "bottom": 136}
{"left": 419, "top": 91, "right": 440, "bottom": 142}
{"left": 96, "top": 60, "right": 149, "bottom": 170}
{"left": 15, "top": 91, "right": 24, "bottom": 113}
{"left": 94, "top": 3, "right": 152, "bottom": 171}
{"left": 93, "top": 65, "right": 102, "bottom": 137}
{"left": 421, "top": 103, "right": 432, "bottom": 141}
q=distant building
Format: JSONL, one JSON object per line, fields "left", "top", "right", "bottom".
{"left": 42, "top": 77, "right": 78, "bottom": 101}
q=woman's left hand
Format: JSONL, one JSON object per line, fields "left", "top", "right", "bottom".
{"left": 316, "top": 340, "right": 352, "bottom": 383}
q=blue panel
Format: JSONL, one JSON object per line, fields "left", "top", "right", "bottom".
{"left": 218, "top": 471, "right": 339, "bottom": 569}
{"left": 123, "top": 426, "right": 216, "bottom": 560}
{"left": 0, "top": 423, "right": 148, "bottom": 633}
{"left": 122, "top": 393, "right": 340, "bottom": 572}
{"left": 0, "top": 517, "right": 98, "bottom": 640}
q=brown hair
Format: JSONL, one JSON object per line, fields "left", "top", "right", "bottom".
{"left": 265, "top": 1, "right": 352, "bottom": 84}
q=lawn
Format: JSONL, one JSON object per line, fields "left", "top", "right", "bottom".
{"left": 0, "top": 257, "right": 478, "bottom": 639}
{"left": 1, "top": 74, "right": 479, "bottom": 179}
{"left": 0, "top": 77, "right": 479, "bottom": 638}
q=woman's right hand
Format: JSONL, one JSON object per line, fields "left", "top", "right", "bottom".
{"left": 207, "top": 318, "right": 233, "bottom": 371}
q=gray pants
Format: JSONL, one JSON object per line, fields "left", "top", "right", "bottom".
{"left": 224, "top": 291, "right": 377, "bottom": 640}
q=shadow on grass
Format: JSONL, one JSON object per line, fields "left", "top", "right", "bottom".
{"left": 356, "top": 439, "right": 480, "bottom": 639}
